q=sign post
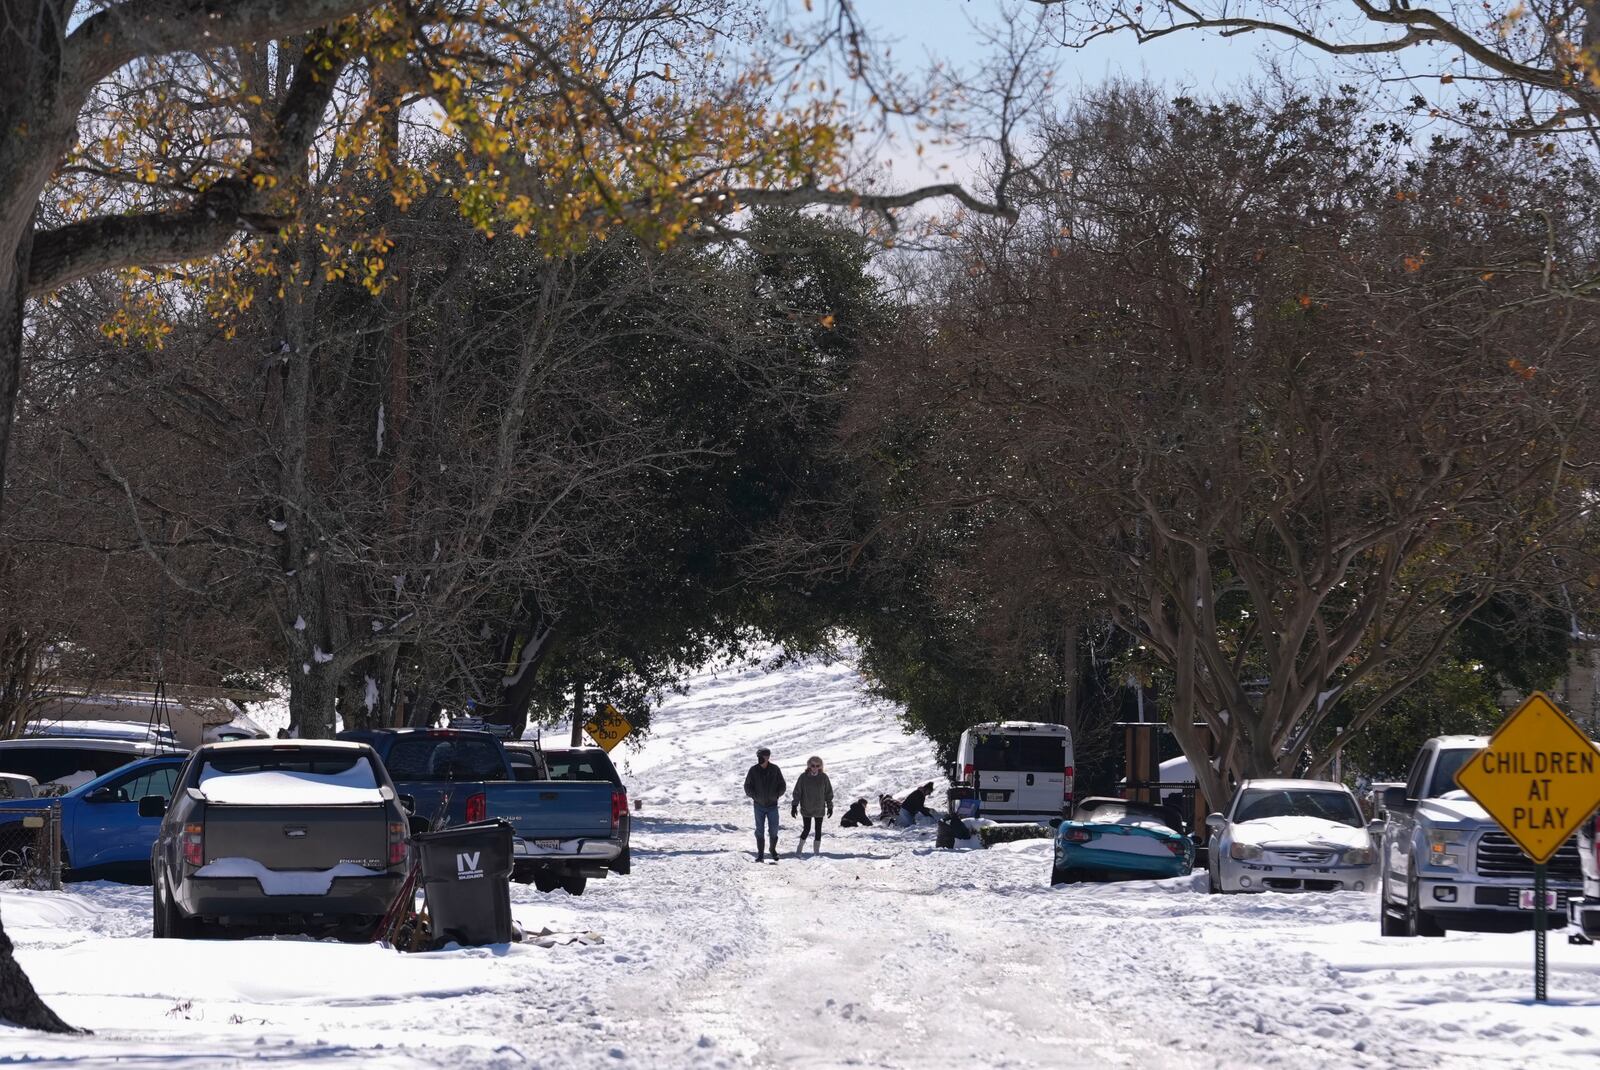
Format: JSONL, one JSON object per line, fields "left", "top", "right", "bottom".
{"left": 583, "top": 702, "right": 634, "bottom": 753}
{"left": 1454, "top": 691, "right": 1600, "bottom": 1002}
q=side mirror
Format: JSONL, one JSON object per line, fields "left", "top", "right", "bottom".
{"left": 945, "top": 763, "right": 959, "bottom": 783}
{"left": 137, "top": 795, "right": 167, "bottom": 819}
{"left": 1367, "top": 818, "right": 1387, "bottom": 840}
{"left": 1379, "top": 786, "right": 1412, "bottom": 814}
{"left": 1204, "top": 812, "right": 1226, "bottom": 833}
{"left": 398, "top": 794, "right": 416, "bottom": 815}
{"left": 85, "top": 787, "right": 117, "bottom": 804}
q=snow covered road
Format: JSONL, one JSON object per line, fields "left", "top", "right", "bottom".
{"left": 4, "top": 655, "right": 1599, "bottom": 1068}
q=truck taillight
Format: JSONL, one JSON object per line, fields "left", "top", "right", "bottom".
{"left": 465, "top": 792, "right": 487, "bottom": 823}
{"left": 961, "top": 764, "right": 974, "bottom": 781}
{"left": 182, "top": 822, "right": 204, "bottom": 866}
{"left": 388, "top": 821, "right": 408, "bottom": 866}
{"left": 611, "top": 790, "right": 628, "bottom": 828}
{"left": 1063, "top": 766, "right": 1075, "bottom": 795}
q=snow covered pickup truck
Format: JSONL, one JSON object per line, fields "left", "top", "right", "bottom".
{"left": 145, "top": 740, "right": 410, "bottom": 939}
{"left": 342, "top": 728, "right": 621, "bottom": 895}
{"left": 1379, "top": 735, "right": 1584, "bottom": 936}
{"left": 1569, "top": 808, "right": 1600, "bottom": 941}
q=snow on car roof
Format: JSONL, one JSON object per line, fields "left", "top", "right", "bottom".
{"left": 202, "top": 738, "right": 370, "bottom": 751}
{"left": 963, "top": 721, "right": 1070, "bottom": 734}
{"left": 1433, "top": 736, "right": 1489, "bottom": 749}
{"left": 1237, "top": 778, "right": 1352, "bottom": 793}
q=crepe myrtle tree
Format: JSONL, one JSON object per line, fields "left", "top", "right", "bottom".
{"left": 846, "top": 87, "right": 1600, "bottom": 810}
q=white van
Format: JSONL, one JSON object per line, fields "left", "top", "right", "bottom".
{"left": 955, "top": 721, "right": 1074, "bottom": 821}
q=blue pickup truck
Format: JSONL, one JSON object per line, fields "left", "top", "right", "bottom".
{"left": 340, "top": 728, "right": 621, "bottom": 895}
{"left": 0, "top": 753, "right": 187, "bottom": 882}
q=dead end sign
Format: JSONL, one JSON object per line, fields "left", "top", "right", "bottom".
{"left": 1454, "top": 691, "right": 1600, "bottom": 864}
{"left": 584, "top": 703, "right": 633, "bottom": 753}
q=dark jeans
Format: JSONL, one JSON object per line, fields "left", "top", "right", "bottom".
{"left": 753, "top": 803, "right": 779, "bottom": 851}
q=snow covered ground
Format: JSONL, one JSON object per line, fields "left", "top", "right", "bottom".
{"left": 4, "top": 654, "right": 1599, "bottom": 1068}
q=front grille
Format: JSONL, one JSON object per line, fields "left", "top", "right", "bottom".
{"left": 1270, "top": 849, "right": 1335, "bottom": 865}
{"left": 1475, "top": 832, "right": 1582, "bottom": 879}
{"left": 1473, "top": 886, "right": 1574, "bottom": 908}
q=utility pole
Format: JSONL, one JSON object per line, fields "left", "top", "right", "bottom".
{"left": 571, "top": 678, "right": 585, "bottom": 746}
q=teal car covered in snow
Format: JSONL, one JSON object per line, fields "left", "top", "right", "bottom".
{"left": 1050, "top": 797, "right": 1194, "bottom": 885}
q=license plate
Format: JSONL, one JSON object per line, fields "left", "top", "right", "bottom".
{"left": 981, "top": 791, "right": 1007, "bottom": 801}
{"left": 535, "top": 839, "right": 560, "bottom": 849}
{"left": 1519, "top": 890, "right": 1558, "bottom": 910}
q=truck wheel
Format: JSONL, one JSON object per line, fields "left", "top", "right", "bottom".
{"left": 533, "top": 872, "right": 559, "bottom": 893}
{"left": 159, "top": 871, "right": 205, "bottom": 940}
{"left": 1408, "top": 872, "right": 1444, "bottom": 938}
{"left": 611, "top": 847, "right": 630, "bottom": 876}
{"left": 561, "top": 874, "right": 587, "bottom": 896}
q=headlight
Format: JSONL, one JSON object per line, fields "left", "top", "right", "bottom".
{"left": 1425, "top": 830, "right": 1465, "bottom": 868}
{"left": 1342, "top": 847, "right": 1373, "bottom": 866}
{"left": 1229, "top": 842, "right": 1263, "bottom": 861}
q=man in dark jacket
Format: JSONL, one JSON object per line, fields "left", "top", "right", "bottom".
{"left": 743, "top": 747, "right": 786, "bottom": 861}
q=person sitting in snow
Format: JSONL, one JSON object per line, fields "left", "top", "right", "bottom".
{"left": 899, "top": 781, "right": 938, "bottom": 824}
{"left": 789, "top": 755, "right": 834, "bottom": 855}
{"left": 877, "top": 793, "right": 901, "bottom": 824}
{"left": 840, "top": 798, "right": 873, "bottom": 827}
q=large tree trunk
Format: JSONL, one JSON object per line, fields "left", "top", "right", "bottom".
{"left": 0, "top": 916, "right": 80, "bottom": 1034}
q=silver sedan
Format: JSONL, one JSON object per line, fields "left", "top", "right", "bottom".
{"left": 1206, "top": 779, "right": 1379, "bottom": 894}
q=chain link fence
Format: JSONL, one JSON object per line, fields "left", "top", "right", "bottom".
{"left": 0, "top": 803, "right": 62, "bottom": 889}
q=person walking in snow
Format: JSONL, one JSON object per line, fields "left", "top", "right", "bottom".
{"left": 840, "top": 798, "right": 873, "bottom": 827}
{"left": 790, "top": 755, "right": 834, "bottom": 855}
{"left": 743, "top": 747, "right": 786, "bottom": 862}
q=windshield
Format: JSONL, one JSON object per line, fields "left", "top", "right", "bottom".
{"left": 544, "top": 752, "right": 618, "bottom": 783}
{"left": 1233, "top": 788, "right": 1362, "bottom": 828}
{"left": 1427, "top": 748, "right": 1479, "bottom": 799}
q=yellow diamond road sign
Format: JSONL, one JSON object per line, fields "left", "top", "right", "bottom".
{"left": 1454, "top": 691, "right": 1600, "bottom": 864}
{"left": 584, "top": 703, "right": 633, "bottom": 753}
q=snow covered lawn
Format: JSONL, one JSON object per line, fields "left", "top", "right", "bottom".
{"left": 3, "top": 656, "right": 1599, "bottom": 1068}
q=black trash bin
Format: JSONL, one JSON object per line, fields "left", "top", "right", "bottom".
{"left": 413, "top": 818, "right": 515, "bottom": 947}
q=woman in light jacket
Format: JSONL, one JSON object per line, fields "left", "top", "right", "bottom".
{"left": 790, "top": 755, "right": 834, "bottom": 855}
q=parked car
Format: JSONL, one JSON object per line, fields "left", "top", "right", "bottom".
{"left": 146, "top": 740, "right": 410, "bottom": 939}
{"left": 1380, "top": 735, "right": 1582, "bottom": 936}
{"left": 502, "top": 742, "right": 549, "bottom": 781}
{"left": 1050, "top": 797, "right": 1192, "bottom": 884}
{"left": 1206, "top": 778, "right": 1376, "bottom": 894}
{"left": 540, "top": 745, "right": 630, "bottom": 876}
{"left": 0, "top": 737, "right": 177, "bottom": 795}
{"left": 0, "top": 754, "right": 186, "bottom": 882}
{"left": 342, "top": 728, "right": 621, "bottom": 894}
{"left": 1570, "top": 807, "right": 1600, "bottom": 941}
{"left": 951, "top": 721, "right": 1074, "bottom": 822}
{"left": 0, "top": 773, "right": 36, "bottom": 799}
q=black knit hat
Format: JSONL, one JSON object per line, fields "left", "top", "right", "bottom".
{"left": 756, "top": 747, "right": 771, "bottom": 759}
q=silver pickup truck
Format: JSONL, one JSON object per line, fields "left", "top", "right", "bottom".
{"left": 1379, "top": 735, "right": 1583, "bottom": 936}
{"left": 144, "top": 740, "right": 409, "bottom": 939}
{"left": 1570, "top": 808, "right": 1600, "bottom": 940}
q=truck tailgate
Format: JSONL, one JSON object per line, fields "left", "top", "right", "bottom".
{"left": 491, "top": 781, "right": 613, "bottom": 840}
{"left": 203, "top": 805, "right": 389, "bottom": 870}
